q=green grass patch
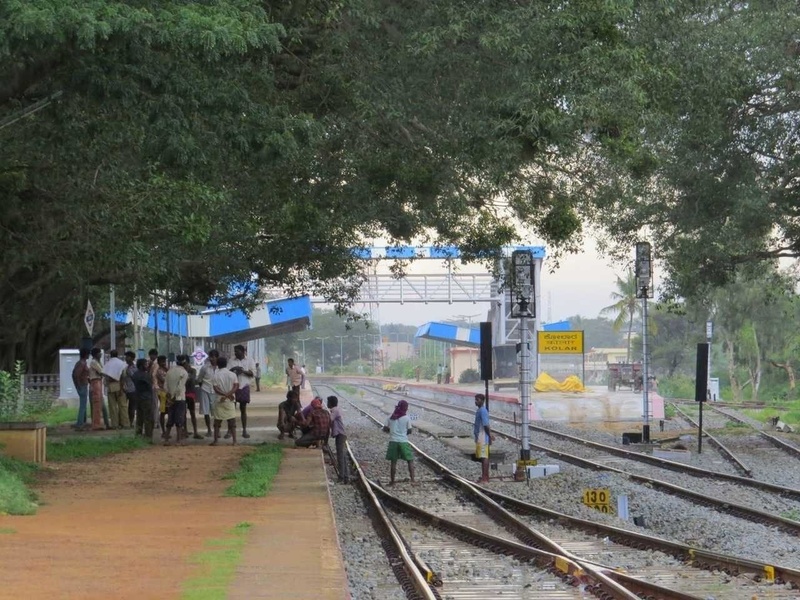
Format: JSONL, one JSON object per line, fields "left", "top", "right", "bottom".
{"left": 742, "top": 407, "right": 781, "bottom": 423}
{"left": 224, "top": 443, "right": 282, "bottom": 497}
{"left": 336, "top": 384, "right": 357, "bottom": 394}
{"left": 47, "top": 434, "right": 149, "bottom": 462}
{"left": 181, "top": 522, "right": 252, "bottom": 600}
{"left": 782, "top": 508, "right": 800, "bottom": 522}
{"left": 0, "top": 453, "right": 39, "bottom": 515}
{"left": 29, "top": 405, "right": 78, "bottom": 427}
{"left": 0, "top": 527, "right": 16, "bottom": 533}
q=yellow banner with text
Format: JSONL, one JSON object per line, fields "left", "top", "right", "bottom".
{"left": 537, "top": 331, "right": 584, "bottom": 354}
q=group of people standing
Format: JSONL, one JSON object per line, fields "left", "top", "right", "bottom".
{"left": 71, "top": 348, "right": 495, "bottom": 484}
{"left": 71, "top": 344, "right": 258, "bottom": 445}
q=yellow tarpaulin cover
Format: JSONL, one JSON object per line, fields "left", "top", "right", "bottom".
{"left": 382, "top": 383, "right": 408, "bottom": 393}
{"left": 534, "top": 372, "right": 586, "bottom": 393}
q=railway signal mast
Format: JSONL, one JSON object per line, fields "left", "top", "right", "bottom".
{"left": 635, "top": 242, "right": 653, "bottom": 443}
{"left": 511, "top": 249, "right": 535, "bottom": 464}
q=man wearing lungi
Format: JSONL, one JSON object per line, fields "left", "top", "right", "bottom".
{"left": 229, "top": 344, "right": 256, "bottom": 439}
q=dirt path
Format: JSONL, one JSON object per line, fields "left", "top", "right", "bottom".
{"left": 0, "top": 442, "right": 261, "bottom": 600}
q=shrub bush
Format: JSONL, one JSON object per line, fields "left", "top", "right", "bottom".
{"left": 459, "top": 368, "right": 480, "bottom": 384}
{"left": 656, "top": 375, "right": 695, "bottom": 400}
{"left": 0, "top": 362, "right": 54, "bottom": 422}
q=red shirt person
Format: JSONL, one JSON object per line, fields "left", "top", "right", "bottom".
{"left": 295, "top": 397, "right": 330, "bottom": 448}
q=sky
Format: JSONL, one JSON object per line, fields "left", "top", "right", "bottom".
{"left": 351, "top": 237, "right": 630, "bottom": 328}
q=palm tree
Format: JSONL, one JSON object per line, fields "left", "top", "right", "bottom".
{"left": 600, "top": 272, "right": 641, "bottom": 363}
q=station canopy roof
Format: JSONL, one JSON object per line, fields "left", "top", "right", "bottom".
{"left": 143, "top": 295, "right": 312, "bottom": 343}
{"left": 415, "top": 322, "right": 481, "bottom": 347}
{"left": 415, "top": 319, "right": 573, "bottom": 347}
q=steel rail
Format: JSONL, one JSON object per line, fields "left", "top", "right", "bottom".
{"left": 339, "top": 389, "right": 712, "bottom": 599}
{"left": 330, "top": 386, "right": 641, "bottom": 600}
{"left": 343, "top": 391, "right": 800, "bottom": 597}
{"left": 707, "top": 403, "right": 800, "bottom": 460}
{"left": 346, "top": 384, "right": 800, "bottom": 536}
{"left": 476, "top": 485, "right": 800, "bottom": 588}
{"left": 668, "top": 402, "right": 753, "bottom": 476}
{"left": 370, "top": 481, "right": 662, "bottom": 600}
{"left": 330, "top": 382, "right": 800, "bottom": 591}
{"left": 345, "top": 442, "right": 439, "bottom": 599}
{"left": 366, "top": 383, "right": 800, "bottom": 502}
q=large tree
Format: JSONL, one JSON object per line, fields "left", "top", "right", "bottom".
{"left": 589, "top": 1, "right": 800, "bottom": 300}
{"left": 2, "top": 1, "right": 798, "bottom": 369}
{"left": 0, "top": 0, "right": 670, "bottom": 368}
{"left": 707, "top": 267, "right": 797, "bottom": 401}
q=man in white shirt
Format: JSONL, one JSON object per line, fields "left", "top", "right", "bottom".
{"left": 229, "top": 344, "right": 256, "bottom": 439}
{"left": 211, "top": 357, "right": 239, "bottom": 446}
{"left": 102, "top": 350, "right": 129, "bottom": 429}
{"left": 286, "top": 358, "right": 305, "bottom": 396}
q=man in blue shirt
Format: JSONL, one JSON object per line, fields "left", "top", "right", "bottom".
{"left": 473, "top": 393, "right": 494, "bottom": 484}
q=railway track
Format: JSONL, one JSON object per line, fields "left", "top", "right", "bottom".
{"left": 335, "top": 382, "right": 800, "bottom": 536}
{"left": 667, "top": 402, "right": 753, "bottom": 476}
{"left": 706, "top": 403, "right": 800, "bottom": 461}
{"left": 670, "top": 401, "right": 800, "bottom": 488}
{"left": 324, "top": 385, "right": 800, "bottom": 599}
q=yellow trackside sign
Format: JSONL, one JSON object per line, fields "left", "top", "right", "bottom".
{"left": 582, "top": 488, "right": 612, "bottom": 513}
{"left": 537, "top": 331, "right": 584, "bottom": 354}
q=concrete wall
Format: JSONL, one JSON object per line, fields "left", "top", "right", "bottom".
{"left": 0, "top": 422, "right": 46, "bottom": 463}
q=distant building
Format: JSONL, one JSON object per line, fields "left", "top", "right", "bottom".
{"left": 588, "top": 347, "right": 630, "bottom": 364}
{"left": 586, "top": 347, "right": 634, "bottom": 384}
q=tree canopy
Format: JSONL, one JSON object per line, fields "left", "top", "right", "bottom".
{"left": 1, "top": 1, "right": 798, "bottom": 369}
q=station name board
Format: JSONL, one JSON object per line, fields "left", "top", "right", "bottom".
{"left": 537, "top": 331, "right": 584, "bottom": 355}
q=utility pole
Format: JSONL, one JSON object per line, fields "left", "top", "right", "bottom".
{"left": 298, "top": 337, "right": 311, "bottom": 366}
{"left": 706, "top": 321, "right": 713, "bottom": 399}
{"left": 316, "top": 337, "right": 329, "bottom": 373}
{"left": 354, "top": 335, "right": 366, "bottom": 361}
{"left": 335, "top": 335, "right": 347, "bottom": 369}
{"left": 153, "top": 292, "right": 159, "bottom": 352}
{"left": 511, "top": 250, "right": 535, "bottom": 469}
{"left": 635, "top": 242, "right": 653, "bottom": 444}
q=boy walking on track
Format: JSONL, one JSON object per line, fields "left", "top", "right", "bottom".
{"left": 383, "top": 399, "right": 416, "bottom": 485}
{"left": 474, "top": 393, "right": 494, "bottom": 484}
{"left": 327, "top": 395, "right": 349, "bottom": 483}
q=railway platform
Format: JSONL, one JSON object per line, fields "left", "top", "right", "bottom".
{"left": 227, "top": 388, "right": 350, "bottom": 600}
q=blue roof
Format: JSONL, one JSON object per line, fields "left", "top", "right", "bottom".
{"left": 415, "top": 322, "right": 481, "bottom": 347}
{"left": 143, "top": 296, "right": 312, "bottom": 342}
{"left": 542, "top": 320, "right": 571, "bottom": 331}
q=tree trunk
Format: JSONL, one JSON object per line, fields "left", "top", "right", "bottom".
{"left": 751, "top": 323, "right": 761, "bottom": 401}
{"left": 724, "top": 337, "right": 741, "bottom": 402}
{"left": 769, "top": 359, "right": 796, "bottom": 391}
